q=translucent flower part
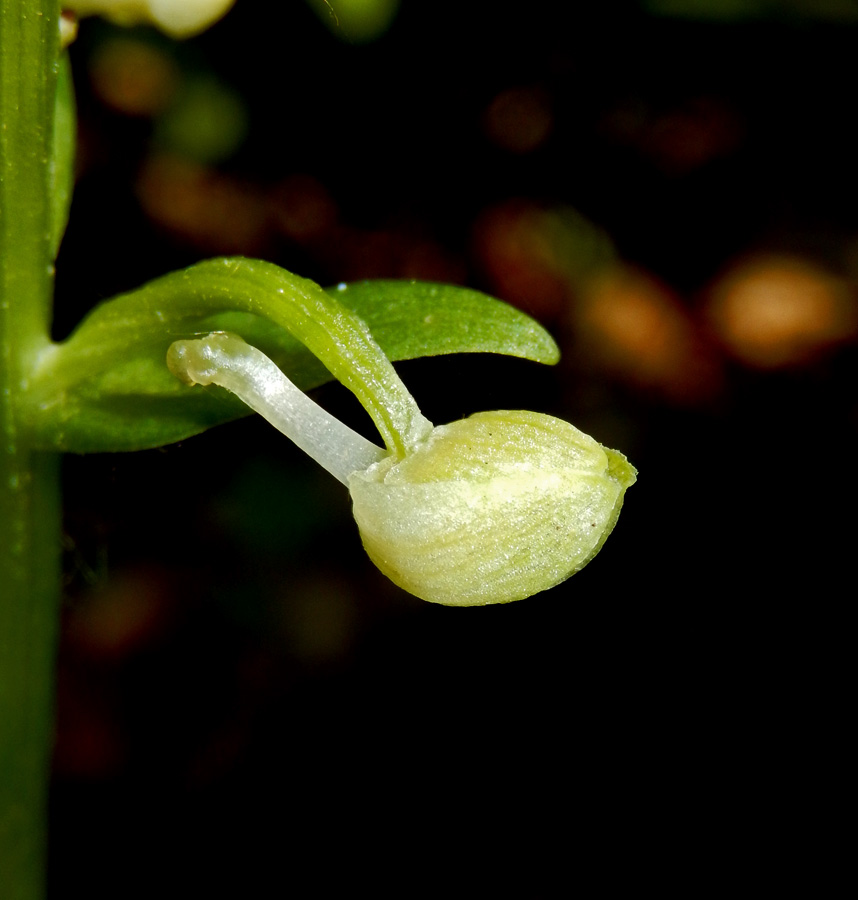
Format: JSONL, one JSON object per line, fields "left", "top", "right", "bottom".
{"left": 168, "top": 332, "right": 636, "bottom": 606}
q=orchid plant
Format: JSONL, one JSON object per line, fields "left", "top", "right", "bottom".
{"left": 0, "top": 2, "right": 634, "bottom": 896}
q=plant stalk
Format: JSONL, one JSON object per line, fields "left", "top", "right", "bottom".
{"left": 0, "top": 1, "right": 61, "bottom": 898}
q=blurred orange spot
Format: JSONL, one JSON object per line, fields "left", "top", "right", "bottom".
{"left": 270, "top": 175, "right": 464, "bottom": 281}
{"left": 137, "top": 153, "right": 269, "bottom": 253}
{"left": 338, "top": 226, "right": 466, "bottom": 283}
{"left": 601, "top": 95, "right": 742, "bottom": 175}
{"left": 483, "top": 86, "right": 554, "bottom": 154}
{"left": 473, "top": 200, "right": 614, "bottom": 319}
{"left": 89, "top": 37, "right": 179, "bottom": 117}
{"left": 64, "top": 566, "right": 175, "bottom": 661}
{"left": 577, "top": 265, "right": 722, "bottom": 404}
{"left": 271, "top": 174, "right": 339, "bottom": 244}
{"left": 645, "top": 96, "right": 742, "bottom": 174}
{"left": 706, "top": 255, "right": 857, "bottom": 368}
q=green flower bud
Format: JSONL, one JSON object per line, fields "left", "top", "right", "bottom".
{"left": 350, "top": 410, "right": 635, "bottom": 606}
{"left": 168, "top": 333, "right": 635, "bottom": 606}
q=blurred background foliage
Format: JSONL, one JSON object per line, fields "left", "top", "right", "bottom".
{"left": 51, "top": 0, "right": 853, "bottom": 893}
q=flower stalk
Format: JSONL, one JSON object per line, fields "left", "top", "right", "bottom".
{"left": 0, "top": 1, "right": 62, "bottom": 897}
{"left": 168, "top": 332, "right": 388, "bottom": 484}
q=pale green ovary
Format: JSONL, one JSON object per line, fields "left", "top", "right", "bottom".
{"left": 350, "top": 466, "right": 626, "bottom": 606}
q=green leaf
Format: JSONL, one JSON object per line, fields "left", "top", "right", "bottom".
{"left": 206, "top": 279, "right": 559, "bottom": 368}
{"left": 50, "top": 53, "right": 75, "bottom": 260}
{"left": 28, "top": 258, "right": 559, "bottom": 453}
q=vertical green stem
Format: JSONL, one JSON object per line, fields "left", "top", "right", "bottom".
{"left": 0, "top": 1, "right": 61, "bottom": 898}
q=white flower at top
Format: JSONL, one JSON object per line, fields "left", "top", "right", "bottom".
{"left": 67, "top": 0, "right": 235, "bottom": 38}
